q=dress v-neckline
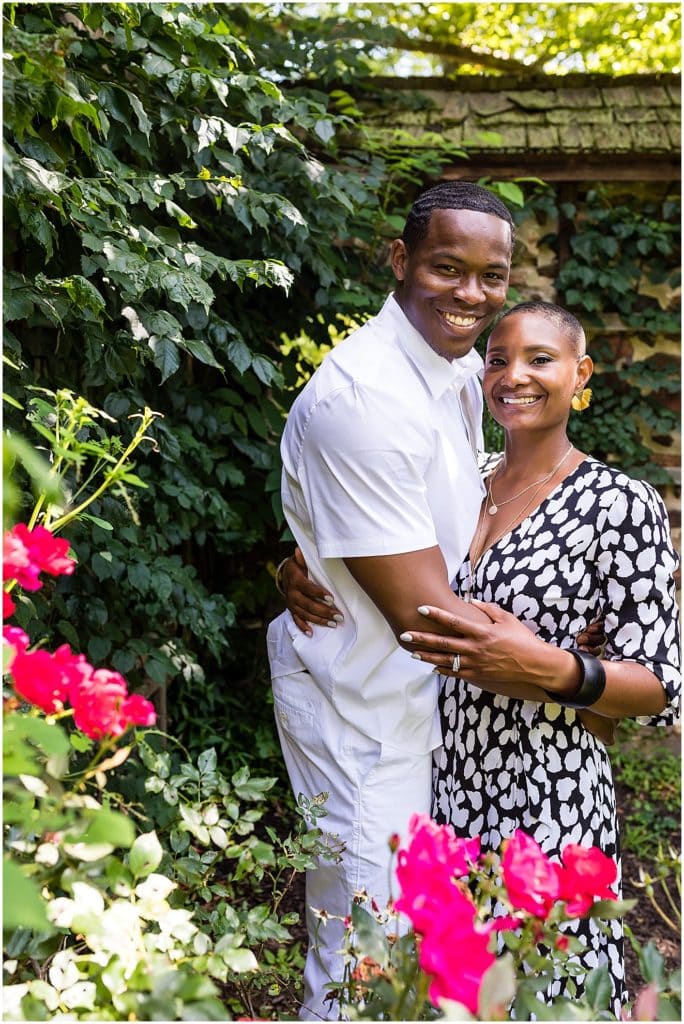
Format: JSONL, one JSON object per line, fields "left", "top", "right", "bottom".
{"left": 467, "top": 455, "right": 593, "bottom": 574}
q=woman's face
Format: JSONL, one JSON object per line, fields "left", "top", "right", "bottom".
{"left": 483, "top": 311, "right": 593, "bottom": 432}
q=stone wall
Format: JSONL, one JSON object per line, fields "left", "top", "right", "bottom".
{"left": 355, "top": 72, "right": 680, "bottom": 172}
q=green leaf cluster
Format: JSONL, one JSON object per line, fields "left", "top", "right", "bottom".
{"left": 2, "top": 3, "right": 392, "bottom": 762}
{"left": 517, "top": 186, "right": 680, "bottom": 482}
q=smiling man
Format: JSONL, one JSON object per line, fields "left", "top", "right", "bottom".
{"left": 266, "top": 182, "right": 516, "bottom": 1019}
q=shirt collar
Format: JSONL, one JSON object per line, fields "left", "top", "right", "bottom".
{"left": 379, "top": 293, "right": 484, "bottom": 399}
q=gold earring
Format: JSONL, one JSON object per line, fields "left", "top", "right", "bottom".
{"left": 571, "top": 388, "right": 592, "bottom": 412}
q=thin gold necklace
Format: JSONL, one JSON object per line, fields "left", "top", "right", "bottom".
{"left": 464, "top": 446, "right": 575, "bottom": 601}
{"left": 487, "top": 445, "right": 575, "bottom": 515}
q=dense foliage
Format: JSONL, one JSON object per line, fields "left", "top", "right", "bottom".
{"left": 4, "top": 2, "right": 680, "bottom": 766}
{"left": 255, "top": 2, "right": 681, "bottom": 78}
{"left": 3, "top": 2, "right": 393, "bottom": 762}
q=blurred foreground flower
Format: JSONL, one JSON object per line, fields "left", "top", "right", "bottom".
{"left": 334, "top": 814, "right": 636, "bottom": 1021}
{"left": 3, "top": 524, "right": 155, "bottom": 739}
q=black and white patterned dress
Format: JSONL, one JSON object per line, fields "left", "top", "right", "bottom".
{"left": 432, "top": 455, "right": 680, "bottom": 1012}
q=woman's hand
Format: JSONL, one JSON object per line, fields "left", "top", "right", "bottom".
{"left": 280, "top": 547, "right": 343, "bottom": 636}
{"left": 402, "top": 602, "right": 617, "bottom": 745}
{"left": 402, "top": 600, "right": 562, "bottom": 691}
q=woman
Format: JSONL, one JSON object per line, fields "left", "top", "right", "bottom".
{"left": 277, "top": 301, "right": 680, "bottom": 1012}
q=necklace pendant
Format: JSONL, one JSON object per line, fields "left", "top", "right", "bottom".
{"left": 488, "top": 504, "right": 498, "bottom": 515}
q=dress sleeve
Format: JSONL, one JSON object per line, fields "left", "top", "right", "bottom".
{"left": 596, "top": 479, "right": 680, "bottom": 726}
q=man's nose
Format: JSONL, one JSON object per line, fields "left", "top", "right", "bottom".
{"left": 452, "top": 274, "right": 485, "bottom": 304}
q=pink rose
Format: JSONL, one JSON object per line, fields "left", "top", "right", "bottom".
{"left": 70, "top": 668, "right": 129, "bottom": 739}
{"left": 3, "top": 590, "right": 16, "bottom": 619}
{"left": 395, "top": 815, "right": 480, "bottom": 933}
{"left": 70, "top": 669, "right": 155, "bottom": 739}
{"left": 3, "top": 524, "right": 75, "bottom": 593}
{"left": 3, "top": 531, "right": 40, "bottom": 590}
{"left": 418, "top": 889, "right": 495, "bottom": 1012}
{"left": 501, "top": 830, "right": 561, "bottom": 919}
{"left": 3, "top": 625, "right": 30, "bottom": 664}
{"left": 10, "top": 648, "right": 74, "bottom": 713}
{"left": 121, "top": 693, "right": 156, "bottom": 728}
{"left": 11, "top": 524, "right": 76, "bottom": 579}
{"left": 558, "top": 843, "right": 618, "bottom": 917}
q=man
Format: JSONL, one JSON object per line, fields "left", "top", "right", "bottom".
{"left": 266, "top": 181, "right": 518, "bottom": 1019}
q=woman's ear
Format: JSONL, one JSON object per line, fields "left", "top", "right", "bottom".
{"left": 576, "top": 353, "right": 593, "bottom": 391}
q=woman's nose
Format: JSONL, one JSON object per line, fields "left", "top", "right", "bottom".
{"left": 501, "top": 360, "right": 530, "bottom": 385}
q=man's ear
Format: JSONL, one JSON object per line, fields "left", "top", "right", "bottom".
{"left": 390, "top": 238, "right": 407, "bottom": 282}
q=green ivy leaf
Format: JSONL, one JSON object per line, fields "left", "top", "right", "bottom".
{"left": 179, "top": 338, "right": 223, "bottom": 369}
{"left": 149, "top": 335, "right": 181, "bottom": 382}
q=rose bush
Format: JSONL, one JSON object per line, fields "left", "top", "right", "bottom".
{"left": 336, "top": 814, "right": 681, "bottom": 1021}
{"left": 3, "top": 518, "right": 339, "bottom": 1020}
{"left": 3, "top": 406, "right": 339, "bottom": 1020}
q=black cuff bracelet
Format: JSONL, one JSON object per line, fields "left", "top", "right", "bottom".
{"left": 544, "top": 648, "right": 607, "bottom": 709}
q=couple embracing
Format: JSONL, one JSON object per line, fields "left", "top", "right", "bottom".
{"left": 266, "top": 182, "right": 680, "bottom": 1019}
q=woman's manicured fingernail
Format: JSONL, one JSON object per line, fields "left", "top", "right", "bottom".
{"left": 411, "top": 652, "right": 422, "bottom": 661}
{"left": 323, "top": 595, "right": 334, "bottom": 605}
{"left": 399, "top": 632, "right": 413, "bottom": 642}
{"left": 417, "top": 606, "right": 429, "bottom": 615}
{"left": 306, "top": 630, "right": 313, "bottom": 637}
{"left": 333, "top": 613, "right": 344, "bottom": 623}
{"left": 327, "top": 620, "right": 337, "bottom": 628}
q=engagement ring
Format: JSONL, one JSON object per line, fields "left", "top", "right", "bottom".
{"left": 451, "top": 653, "right": 461, "bottom": 673}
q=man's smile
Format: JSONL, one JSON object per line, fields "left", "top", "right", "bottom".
{"left": 438, "top": 309, "right": 479, "bottom": 328}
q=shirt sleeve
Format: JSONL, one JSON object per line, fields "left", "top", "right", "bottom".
{"left": 297, "top": 383, "right": 439, "bottom": 558}
{"left": 596, "top": 479, "right": 681, "bottom": 726}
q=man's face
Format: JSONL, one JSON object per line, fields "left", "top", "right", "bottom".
{"left": 390, "top": 208, "right": 512, "bottom": 360}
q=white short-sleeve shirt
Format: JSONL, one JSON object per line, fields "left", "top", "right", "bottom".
{"left": 269, "top": 293, "right": 486, "bottom": 753}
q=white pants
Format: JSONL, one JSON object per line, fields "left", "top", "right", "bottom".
{"left": 272, "top": 668, "right": 433, "bottom": 1021}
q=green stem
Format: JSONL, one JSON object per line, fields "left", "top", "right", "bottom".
{"left": 71, "top": 736, "right": 120, "bottom": 790}
{"left": 48, "top": 410, "right": 156, "bottom": 534}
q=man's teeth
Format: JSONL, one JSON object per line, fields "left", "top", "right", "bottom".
{"left": 501, "top": 396, "right": 540, "bottom": 405}
{"left": 441, "top": 311, "right": 477, "bottom": 327}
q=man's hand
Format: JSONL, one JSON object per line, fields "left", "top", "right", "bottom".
{"left": 576, "top": 618, "right": 606, "bottom": 656}
{"left": 281, "top": 547, "right": 343, "bottom": 635}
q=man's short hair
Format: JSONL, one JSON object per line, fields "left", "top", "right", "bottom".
{"left": 403, "top": 181, "right": 516, "bottom": 254}
{"left": 496, "top": 300, "right": 586, "bottom": 354}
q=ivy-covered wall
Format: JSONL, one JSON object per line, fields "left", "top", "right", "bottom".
{"left": 335, "top": 77, "right": 681, "bottom": 549}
